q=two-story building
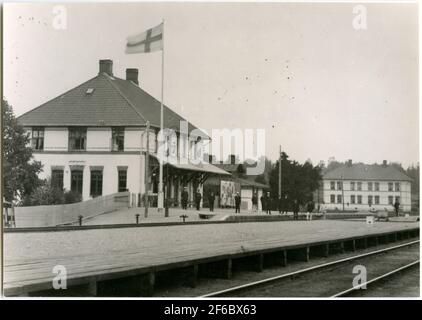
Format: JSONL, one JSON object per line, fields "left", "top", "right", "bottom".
{"left": 322, "top": 160, "right": 412, "bottom": 212}
{"left": 18, "top": 59, "right": 229, "bottom": 206}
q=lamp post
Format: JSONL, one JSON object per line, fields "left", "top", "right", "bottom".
{"left": 341, "top": 174, "right": 345, "bottom": 212}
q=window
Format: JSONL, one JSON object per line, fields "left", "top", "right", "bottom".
{"left": 51, "top": 170, "right": 64, "bottom": 190}
{"left": 375, "top": 196, "right": 380, "bottom": 205}
{"left": 388, "top": 196, "right": 394, "bottom": 205}
{"left": 368, "top": 182, "right": 373, "bottom": 191}
{"left": 112, "top": 128, "right": 124, "bottom": 151}
{"left": 90, "top": 170, "right": 103, "bottom": 197}
{"left": 357, "top": 182, "right": 362, "bottom": 191}
{"left": 351, "top": 195, "right": 356, "bottom": 204}
{"left": 31, "top": 127, "right": 44, "bottom": 150}
{"left": 388, "top": 182, "right": 393, "bottom": 192}
{"left": 330, "top": 181, "right": 335, "bottom": 190}
{"left": 69, "top": 128, "right": 87, "bottom": 151}
{"left": 71, "top": 170, "right": 83, "bottom": 195}
{"left": 330, "top": 194, "right": 335, "bottom": 203}
{"left": 395, "top": 182, "right": 400, "bottom": 192}
{"left": 395, "top": 196, "right": 400, "bottom": 204}
{"left": 337, "top": 181, "right": 342, "bottom": 190}
{"left": 368, "top": 195, "right": 373, "bottom": 206}
{"left": 337, "top": 195, "right": 342, "bottom": 204}
{"left": 350, "top": 182, "right": 355, "bottom": 191}
{"left": 357, "top": 195, "right": 362, "bottom": 204}
{"left": 375, "top": 182, "right": 380, "bottom": 191}
{"left": 118, "top": 169, "right": 127, "bottom": 192}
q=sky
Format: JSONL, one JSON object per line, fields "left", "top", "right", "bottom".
{"left": 3, "top": 2, "right": 419, "bottom": 167}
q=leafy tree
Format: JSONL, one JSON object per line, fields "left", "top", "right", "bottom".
{"left": 251, "top": 156, "right": 273, "bottom": 185}
{"left": 2, "top": 99, "right": 43, "bottom": 202}
{"left": 406, "top": 163, "right": 419, "bottom": 194}
{"left": 269, "top": 152, "right": 322, "bottom": 209}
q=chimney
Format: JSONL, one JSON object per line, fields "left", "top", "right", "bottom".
{"left": 230, "top": 154, "right": 236, "bottom": 165}
{"left": 382, "top": 160, "right": 388, "bottom": 167}
{"left": 99, "top": 59, "right": 113, "bottom": 76}
{"left": 126, "top": 68, "right": 139, "bottom": 85}
{"left": 347, "top": 159, "right": 352, "bottom": 167}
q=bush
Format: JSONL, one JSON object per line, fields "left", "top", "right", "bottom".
{"left": 21, "top": 178, "right": 82, "bottom": 206}
{"left": 64, "top": 190, "right": 82, "bottom": 204}
{"left": 24, "top": 179, "right": 64, "bottom": 206}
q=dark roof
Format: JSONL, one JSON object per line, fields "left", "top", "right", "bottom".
{"left": 323, "top": 163, "right": 412, "bottom": 181}
{"left": 214, "top": 163, "right": 241, "bottom": 173}
{"left": 235, "top": 177, "right": 269, "bottom": 189}
{"left": 18, "top": 72, "right": 208, "bottom": 138}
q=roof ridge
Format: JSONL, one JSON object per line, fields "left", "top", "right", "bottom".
{"left": 102, "top": 73, "right": 148, "bottom": 125}
{"left": 17, "top": 75, "right": 100, "bottom": 120}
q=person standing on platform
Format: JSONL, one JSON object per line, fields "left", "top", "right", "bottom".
{"left": 252, "top": 193, "right": 258, "bottom": 212}
{"left": 293, "top": 199, "right": 300, "bottom": 220}
{"left": 235, "top": 192, "right": 241, "bottom": 213}
{"left": 260, "top": 194, "right": 266, "bottom": 213}
{"left": 195, "top": 189, "right": 202, "bottom": 211}
{"left": 266, "top": 192, "right": 272, "bottom": 215}
{"left": 181, "top": 187, "right": 189, "bottom": 210}
{"left": 278, "top": 196, "right": 283, "bottom": 214}
{"left": 282, "top": 195, "right": 289, "bottom": 215}
{"left": 306, "top": 200, "right": 315, "bottom": 221}
{"left": 393, "top": 200, "right": 400, "bottom": 217}
{"left": 208, "top": 191, "right": 215, "bottom": 212}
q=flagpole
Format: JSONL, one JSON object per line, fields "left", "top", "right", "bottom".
{"left": 158, "top": 19, "right": 165, "bottom": 213}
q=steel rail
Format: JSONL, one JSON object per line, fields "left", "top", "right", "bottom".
{"left": 200, "top": 239, "right": 419, "bottom": 297}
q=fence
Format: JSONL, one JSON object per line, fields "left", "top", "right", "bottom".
{"left": 13, "top": 192, "right": 130, "bottom": 228}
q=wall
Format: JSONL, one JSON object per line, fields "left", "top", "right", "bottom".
{"left": 322, "top": 179, "right": 412, "bottom": 212}
{"left": 44, "top": 127, "right": 68, "bottom": 151}
{"left": 14, "top": 192, "right": 130, "bottom": 227}
{"left": 87, "top": 128, "right": 111, "bottom": 151}
{"left": 34, "top": 153, "right": 144, "bottom": 201}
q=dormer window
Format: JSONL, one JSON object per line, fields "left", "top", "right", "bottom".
{"left": 31, "top": 127, "right": 44, "bottom": 150}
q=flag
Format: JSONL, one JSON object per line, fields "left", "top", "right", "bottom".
{"left": 125, "top": 23, "right": 163, "bottom": 54}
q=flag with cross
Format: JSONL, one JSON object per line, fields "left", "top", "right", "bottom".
{"left": 125, "top": 21, "right": 167, "bottom": 212}
{"left": 125, "top": 22, "right": 163, "bottom": 54}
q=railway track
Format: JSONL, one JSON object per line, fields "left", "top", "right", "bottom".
{"left": 200, "top": 240, "right": 420, "bottom": 298}
{"left": 334, "top": 260, "right": 420, "bottom": 297}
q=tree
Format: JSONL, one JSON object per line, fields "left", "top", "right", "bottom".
{"left": 269, "top": 152, "right": 322, "bottom": 209}
{"left": 406, "top": 163, "right": 419, "bottom": 194}
{"left": 2, "top": 99, "right": 43, "bottom": 202}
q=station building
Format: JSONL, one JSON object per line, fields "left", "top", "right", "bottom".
{"left": 322, "top": 160, "right": 412, "bottom": 212}
{"left": 203, "top": 155, "right": 269, "bottom": 211}
{"left": 18, "top": 59, "right": 229, "bottom": 206}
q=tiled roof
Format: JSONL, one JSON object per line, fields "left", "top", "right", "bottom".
{"left": 17, "top": 73, "right": 208, "bottom": 138}
{"left": 323, "top": 163, "right": 412, "bottom": 181}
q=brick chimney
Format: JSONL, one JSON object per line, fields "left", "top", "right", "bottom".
{"left": 126, "top": 68, "right": 139, "bottom": 85}
{"left": 99, "top": 59, "right": 113, "bottom": 76}
{"left": 382, "top": 160, "right": 388, "bottom": 167}
{"left": 347, "top": 159, "right": 352, "bottom": 167}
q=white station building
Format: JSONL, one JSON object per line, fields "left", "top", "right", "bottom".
{"left": 18, "top": 60, "right": 229, "bottom": 206}
{"left": 322, "top": 160, "right": 412, "bottom": 212}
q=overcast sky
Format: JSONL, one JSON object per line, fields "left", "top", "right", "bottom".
{"left": 3, "top": 2, "right": 419, "bottom": 167}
